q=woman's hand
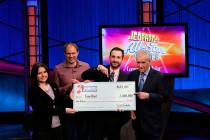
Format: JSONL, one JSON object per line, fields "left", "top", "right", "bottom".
{"left": 65, "top": 108, "right": 76, "bottom": 114}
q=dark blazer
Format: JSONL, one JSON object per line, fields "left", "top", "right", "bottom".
{"left": 127, "top": 68, "right": 168, "bottom": 136}
{"left": 28, "top": 83, "right": 65, "bottom": 131}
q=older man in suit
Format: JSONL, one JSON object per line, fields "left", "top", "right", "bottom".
{"left": 127, "top": 50, "right": 168, "bottom": 140}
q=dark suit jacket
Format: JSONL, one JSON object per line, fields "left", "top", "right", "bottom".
{"left": 28, "top": 83, "right": 65, "bottom": 131}
{"left": 127, "top": 68, "right": 168, "bottom": 136}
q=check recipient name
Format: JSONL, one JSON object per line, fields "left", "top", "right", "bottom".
{"left": 73, "top": 81, "right": 136, "bottom": 111}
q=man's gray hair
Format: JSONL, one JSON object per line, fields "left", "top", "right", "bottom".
{"left": 136, "top": 50, "right": 151, "bottom": 60}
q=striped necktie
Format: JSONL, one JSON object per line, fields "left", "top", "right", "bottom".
{"left": 138, "top": 72, "right": 145, "bottom": 91}
{"left": 109, "top": 71, "right": 115, "bottom": 81}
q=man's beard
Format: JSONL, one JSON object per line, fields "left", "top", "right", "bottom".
{"left": 69, "top": 61, "right": 75, "bottom": 64}
{"left": 110, "top": 62, "right": 120, "bottom": 69}
{"left": 68, "top": 59, "right": 76, "bottom": 64}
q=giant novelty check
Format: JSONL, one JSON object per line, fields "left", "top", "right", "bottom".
{"left": 73, "top": 81, "right": 136, "bottom": 111}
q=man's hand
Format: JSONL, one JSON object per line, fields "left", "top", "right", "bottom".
{"left": 130, "top": 111, "right": 136, "bottom": 120}
{"left": 69, "top": 89, "right": 74, "bottom": 100}
{"left": 83, "top": 80, "right": 94, "bottom": 83}
{"left": 72, "top": 79, "right": 80, "bottom": 84}
{"left": 97, "top": 64, "right": 108, "bottom": 77}
{"left": 135, "top": 92, "right": 150, "bottom": 100}
{"left": 116, "top": 109, "right": 124, "bottom": 112}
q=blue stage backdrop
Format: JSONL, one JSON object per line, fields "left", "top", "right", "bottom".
{"left": 164, "top": 0, "right": 210, "bottom": 89}
{"left": 0, "top": 0, "right": 25, "bottom": 112}
{"left": 0, "top": 74, "right": 25, "bottom": 112}
{"left": 163, "top": 0, "right": 210, "bottom": 112}
{"left": 48, "top": 0, "right": 138, "bottom": 68}
{"left": 0, "top": 0, "right": 24, "bottom": 64}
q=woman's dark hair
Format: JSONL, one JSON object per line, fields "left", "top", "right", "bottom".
{"left": 30, "top": 63, "right": 50, "bottom": 85}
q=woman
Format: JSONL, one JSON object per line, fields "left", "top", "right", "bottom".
{"left": 28, "top": 63, "right": 75, "bottom": 140}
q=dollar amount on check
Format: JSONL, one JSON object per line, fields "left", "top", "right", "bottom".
{"left": 73, "top": 81, "right": 136, "bottom": 111}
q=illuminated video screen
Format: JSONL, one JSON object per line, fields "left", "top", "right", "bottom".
{"left": 99, "top": 24, "right": 188, "bottom": 77}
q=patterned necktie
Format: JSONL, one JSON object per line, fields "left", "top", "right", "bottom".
{"left": 109, "top": 71, "right": 115, "bottom": 82}
{"left": 138, "top": 73, "right": 145, "bottom": 91}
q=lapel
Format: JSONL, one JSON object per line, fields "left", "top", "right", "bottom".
{"left": 108, "top": 67, "right": 127, "bottom": 81}
{"left": 142, "top": 68, "right": 153, "bottom": 90}
{"left": 37, "top": 84, "right": 55, "bottom": 101}
{"left": 134, "top": 70, "right": 141, "bottom": 91}
{"left": 118, "top": 70, "right": 124, "bottom": 81}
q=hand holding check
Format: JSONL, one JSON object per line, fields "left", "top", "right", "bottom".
{"left": 65, "top": 108, "right": 76, "bottom": 114}
{"left": 135, "top": 92, "right": 150, "bottom": 100}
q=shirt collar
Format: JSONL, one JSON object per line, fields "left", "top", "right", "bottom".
{"left": 110, "top": 67, "right": 120, "bottom": 82}
{"left": 109, "top": 67, "right": 120, "bottom": 75}
{"left": 143, "top": 67, "right": 150, "bottom": 77}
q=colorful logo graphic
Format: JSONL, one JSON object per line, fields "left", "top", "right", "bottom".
{"left": 101, "top": 26, "right": 186, "bottom": 74}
